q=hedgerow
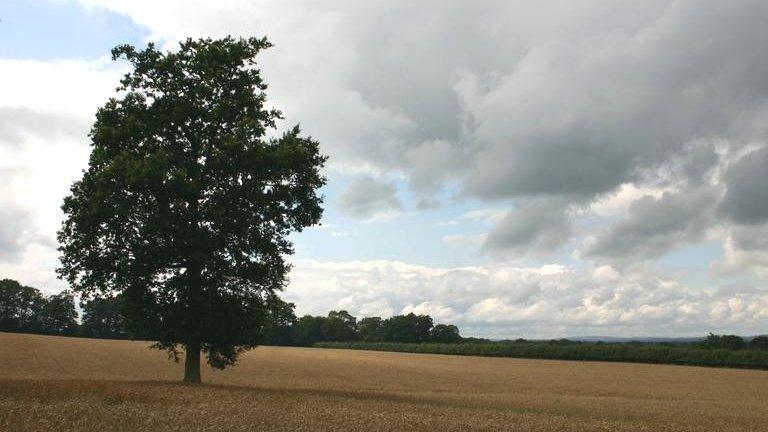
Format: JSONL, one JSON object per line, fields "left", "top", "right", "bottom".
{"left": 314, "top": 341, "right": 768, "bottom": 369}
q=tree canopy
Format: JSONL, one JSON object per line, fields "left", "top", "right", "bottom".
{"left": 57, "top": 36, "right": 326, "bottom": 382}
{"left": 0, "top": 279, "right": 77, "bottom": 335}
{"left": 80, "top": 295, "right": 127, "bottom": 339}
{"left": 0, "top": 279, "right": 44, "bottom": 332}
{"left": 383, "top": 313, "right": 433, "bottom": 343}
{"left": 700, "top": 333, "right": 747, "bottom": 350}
{"left": 750, "top": 335, "right": 768, "bottom": 350}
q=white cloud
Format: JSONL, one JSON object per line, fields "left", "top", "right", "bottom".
{"left": 590, "top": 183, "right": 670, "bottom": 217}
{"left": 712, "top": 233, "right": 768, "bottom": 279}
{"left": 286, "top": 259, "right": 768, "bottom": 338}
{"left": 441, "top": 234, "right": 486, "bottom": 248}
{"left": 401, "top": 301, "right": 463, "bottom": 324}
{"left": 0, "top": 58, "right": 125, "bottom": 291}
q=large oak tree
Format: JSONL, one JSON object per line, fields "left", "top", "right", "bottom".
{"left": 58, "top": 37, "right": 326, "bottom": 383}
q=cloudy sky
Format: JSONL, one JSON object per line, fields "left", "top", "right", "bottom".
{"left": 2, "top": 0, "right": 768, "bottom": 338}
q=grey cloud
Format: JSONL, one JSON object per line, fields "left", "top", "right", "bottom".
{"left": 677, "top": 143, "right": 719, "bottom": 183}
{"left": 342, "top": 0, "right": 673, "bottom": 148}
{"left": 586, "top": 187, "right": 719, "bottom": 259}
{"left": 88, "top": 1, "right": 768, "bottom": 195}
{"left": 0, "top": 167, "right": 46, "bottom": 263}
{"left": 0, "top": 206, "right": 31, "bottom": 263}
{"left": 461, "top": 0, "right": 768, "bottom": 202}
{"left": 403, "top": 139, "right": 471, "bottom": 191}
{"left": 27, "top": 0, "right": 768, "bottom": 258}
{"left": 415, "top": 197, "right": 440, "bottom": 211}
{"left": 482, "top": 199, "right": 571, "bottom": 254}
{"left": 0, "top": 107, "right": 87, "bottom": 147}
{"left": 719, "top": 147, "right": 768, "bottom": 225}
{"left": 731, "top": 225, "right": 768, "bottom": 252}
{"left": 289, "top": 0, "right": 768, "bottom": 257}
{"left": 337, "top": 176, "right": 403, "bottom": 219}
{"left": 256, "top": 0, "right": 768, "bottom": 202}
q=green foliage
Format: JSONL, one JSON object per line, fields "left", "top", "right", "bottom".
{"left": 700, "top": 333, "right": 747, "bottom": 350}
{"left": 383, "top": 313, "right": 433, "bottom": 343}
{"left": 293, "top": 315, "right": 325, "bottom": 346}
{"left": 430, "top": 324, "right": 461, "bottom": 343}
{"left": 0, "top": 279, "right": 45, "bottom": 332}
{"left": 57, "top": 36, "right": 326, "bottom": 371}
{"left": 39, "top": 291, "right": 79, "bottom": 336}
{"left": 358, "top": 317, "right": 385, "bottom": 342}
{"left": 293, "top": 310, "right": 359, "bottom": 346}
{"left": 80, "top": 295, "right": 127, "bottom": 339}
{"left": 314, "top": 341, "right": 768, "bottom": 370}
{"left": 265, "top": 310, "right": 462, "bottom": 346}
{"left": 0, "top": 279, "right": 78, "bottom": 336}
{"left": 325, "top": 310, "right": 359, "bottom": 341}
{"left": 460, "top": 336, "right": 492, "bottom": 344}
{"left": 750, "top": 335, "right": 768, "bottom": 350}
{"left": 262, "top": 297, "right": 297, "bottom": 346}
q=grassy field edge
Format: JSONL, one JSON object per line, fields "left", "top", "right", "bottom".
{"left": 314, "top": 341, "right": 768, "bottom": 370}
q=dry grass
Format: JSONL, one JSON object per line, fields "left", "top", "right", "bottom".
{"left": 1, "top": 332, "right": 767, "bottom": 431}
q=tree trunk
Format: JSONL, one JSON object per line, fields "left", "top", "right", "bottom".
{"left": 184, "top": 343, "right": 201, "bottom": 383}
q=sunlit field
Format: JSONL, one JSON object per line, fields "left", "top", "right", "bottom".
{"left": 2, "top": 332, "right": 767, "bottom": 431}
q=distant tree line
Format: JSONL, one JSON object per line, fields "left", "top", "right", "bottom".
{"left": 482, "top": 333, "right": 768, "bottom": 351}
{"left": 0, "top": 279, "right": 79, "bottom": 336}
{"left": 4, "top": 278, "right": 767, "bottom": 356}
{"left": 0, "top": 278, "right": 462, "bottom": 345}
{"left": 263, "top": 299, "right": 462, "bottom": 346}
{"left": 1, "top": 278, "right": 127, "bottom": 338}
{"left": 698, "top": 332, "right": 768, "bottom": 350}
{"left": 316, "top": 339, "right": 768, "bottom": 370}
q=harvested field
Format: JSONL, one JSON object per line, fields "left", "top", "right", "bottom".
{"left": 1, "top": 332, "right": 767, "bottom": 431}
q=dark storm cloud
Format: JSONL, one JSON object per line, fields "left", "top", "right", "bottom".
{"left": 719, "top": 147, "right": 768, "bottom": 225}
{"left": 337, "top": 176, "right": 403, "bottom": 219}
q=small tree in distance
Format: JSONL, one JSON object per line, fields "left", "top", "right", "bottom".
{"left": 57, "top": 37, "right": 326, "bottom": 383}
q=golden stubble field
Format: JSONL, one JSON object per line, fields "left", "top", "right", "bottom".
{"left": 1, "top": 332, "right": 767, "bottom": 431}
